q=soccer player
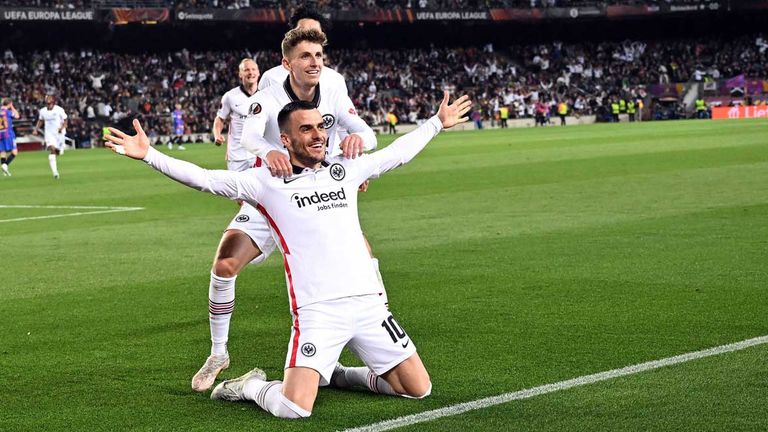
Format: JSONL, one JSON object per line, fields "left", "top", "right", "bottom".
{"left": 212, "top": 58, "right": 261, "bottom": 171}
{"left": 190, "top": 27, "right": 377, "bottom": 393}
{"left": 35, "top": 95, "right": 67, "bottom": 179}
{"left": 104, "top": 91, "right": 472, "bottom": 419}
{"left": 0, "top": 98, "right": 19, "bottom": 176}
{"left": 257, "top": 6, "right": 346, "bottom": 93}
{"left": 169, "top": 103, "right": 187, "bottom": 150}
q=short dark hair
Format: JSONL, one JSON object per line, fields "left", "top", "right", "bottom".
{"left": 281, "top": 28, "right": 327, "bottom": 58}
{"left": 278, "top": 100, "right": 318, "bottom": 133}
{"left": 288, "top": 5, "right": 329, "bottom": 31}
{"left": 1, "top": 98, "right": 11, "bottom": 106}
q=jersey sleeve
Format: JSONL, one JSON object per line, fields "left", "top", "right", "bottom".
{"left": 335, "top": 92, "right": 376, "bottom": 151}
{"left": 217, "top": 92, "right": 231, "bottom": 120}
{"left": 352, "top": 116, "right": 443, "bottom": 182}
{"left": 59, "top": 107, "right": 68, "bottom": 120}
{"left": 142, "top": 147, "right": 263, "bottom": 203}
{"left": 241, "top": 94, "right": 284, "bottom": 160}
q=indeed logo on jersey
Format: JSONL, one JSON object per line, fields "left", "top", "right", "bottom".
{"left": 291, "top": 188, "right": 348, "bottom": 211}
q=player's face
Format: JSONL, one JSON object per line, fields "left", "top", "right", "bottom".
{"left": 239, "top": 60, "right": 260, "bottom": 87}
{"left": 283, "top": 109, "right": 327, "bottom": 167}
{"left": 45, "top": 96, "right": 55, "bottom": 108}
{"left": 284, "top": 41, "right": 323, "bottom": 88}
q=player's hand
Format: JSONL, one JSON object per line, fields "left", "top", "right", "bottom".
{"left": 266, "top": 150, "right": 292, "bottom": 178}
{"left": 340, "top": 134, "right": 365, "bottom": 159}
{"left": 214, "top": 134, "right": 225, "bottom": 146}
{"left": 437, "top": 91, "right": 471, "bottom": 129}
{"left": 358, "top": 180, "right": 370, "bottom": 192}
{"left": 104, "top": 119, "right": 150, "bottom": 160}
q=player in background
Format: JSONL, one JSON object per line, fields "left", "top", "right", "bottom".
{"left": 212, "top": 59, "right": 260, "bottom": 171}
{"left": 258, "top": 6, "right": 346, "bottom": 93}
{"left": 0, "top": 98, "right": 19, "bottom": 176}
{"left": 169, "top": 103, "right": 187, "bottom": 150}
{"left": 190, "top": 14, "right": 375, "bottom": 392}
{"left": 35, "top": 95, "right": 67, "bottom": 179}
{"left": 104, "top": 92, "right": 472, "bottom": 419}
{"left": 191, "top": 58, "right": 260, "bottom": 388}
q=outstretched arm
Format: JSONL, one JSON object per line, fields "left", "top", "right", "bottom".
{"left": 104, "top": 119, "right": 258, "bottom": 201}
{"left": 361, "top": 91, "right": 471, "bottom": 178}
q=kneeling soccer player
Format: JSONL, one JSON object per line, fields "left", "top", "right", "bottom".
{"left": 104, "top": 92, "right": 472, "bottom": 418}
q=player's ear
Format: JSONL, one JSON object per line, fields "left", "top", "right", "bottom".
{"left": 280, "top": 132, "right": 291, "bottom": 150}
{"left": 282, "top": 57, "right": 291, "bottom": 72}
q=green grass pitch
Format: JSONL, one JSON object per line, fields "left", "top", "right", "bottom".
{"left": 1, "top": 119, "right": 767, "bottom": 431}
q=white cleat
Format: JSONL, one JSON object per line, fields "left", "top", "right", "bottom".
{"left": 1, "top": 164, "right": 9, "bottom": 176}
{"left": 177, "top": 145, "right": 187, "bottom": 151}
{"left": 191, "top": 354, "right": 230, "bottom": 392}
{"left": 210, "top": 367, "right": 267, "bottom": 401}
{"left": 53, "top": 173, "right": 59, "bottom": 179}
{"left": 167, "top": 142, "right": 173, "bottom": 150}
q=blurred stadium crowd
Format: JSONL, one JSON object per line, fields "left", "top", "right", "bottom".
{"left": 2, "top": 32, "right": 765, "bottom": 144}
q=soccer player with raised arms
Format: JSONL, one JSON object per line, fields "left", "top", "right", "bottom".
{"left": 104, "top": 91, "right": 472, "bottom": 419}
{"left": 191, "top": 23, "right": 379, "bottom": 392}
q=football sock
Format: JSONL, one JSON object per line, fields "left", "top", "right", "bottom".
{"left": 5, "top": 154, "right": 14, "bottom": 165}
{"left": 1, "top": 157, "right": 5, "bottom": 164}
{"left": 243, "top": 380, "right": 312, "bottom": 419}
{"left": 208, "top": 272, "right": 236, "bottom": 356}
{"left": 336, "top": 367, "right": 399, "bottom": 396}
{"left": 48, "top": 154, "right": 58, "bottom": 176}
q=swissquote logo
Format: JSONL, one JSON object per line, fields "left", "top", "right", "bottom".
{"left": 290, "top": 187, "right": 348, "bottom": 211}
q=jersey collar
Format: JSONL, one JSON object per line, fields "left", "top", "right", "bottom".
{"left": 239, "top": 85, "right": 257, "bottom": 97}
{"left": 291, "top": 160, "right": 329, "bottom": 174}
{"left": 283, "top": 76, "right": 320, "bottom": 107}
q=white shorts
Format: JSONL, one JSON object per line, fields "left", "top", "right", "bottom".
{"left": 227, "top": 158, "right": 256, "bottom": 172}
{"left": 44, "top": 132, "right": 64, "bottom": 150}
{"left": 225, "top": 202, "right": 277, "bottom": 264}
{"left": 285, "top": 294, "right": 417, "bottom": 386}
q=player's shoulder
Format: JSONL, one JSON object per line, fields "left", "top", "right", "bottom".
{"left": 259, "top": 66, "right": 288, "bottom": 89}
{"left": 254, "top": 84, "right": 285, "bottom": 108}
{"left": 222, "top": 86, "right": 240, "bottom": 98}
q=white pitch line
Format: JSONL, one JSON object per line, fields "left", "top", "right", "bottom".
{"left": 341, "top": 335, "right": 768, "bottom": 432}
{"left": 0, "top": 205, "right": 144, "bottom": 223}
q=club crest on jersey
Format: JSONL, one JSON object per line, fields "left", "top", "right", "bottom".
{"left": 235, "top": 214, "right": 249, "bottom": 222}
{"left": 301, "top": 343, "right": 316, "bottom": 357}
{"left": 330, "top": 163, "right": 345, "bottom": 181}
{"left": 322, "top": 114, "right": 335, "bottom": 129}
{"left": 250, "top": 103, "right": 262, "bottom": 115}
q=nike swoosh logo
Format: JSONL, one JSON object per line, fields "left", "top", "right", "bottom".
{"left": 283, "top": 177, "right": 300, "bottom": 184}
{"left": 401, "top": 340, "right": 410, "bottom": 348}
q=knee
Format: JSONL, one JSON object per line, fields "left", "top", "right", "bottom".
{"left": 404, "top": 380, "right": 432, "bottom": 399}
{"left": 212, "top": 258, "right": 240, "bottom": 278}
{"left": 275, "top": 393, "right": 312, "bottom": 419}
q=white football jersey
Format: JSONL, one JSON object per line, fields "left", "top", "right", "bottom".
{"left": 259, "top": 64, "right": 347, "bottom": 93}
{"left": 242, "top": 76, "right": 375, "bottom": 160}
{"left": 217, "top": 85, "right": 260, "bottom": 162}
{"left": 144, "top": 116, "right": 443, "bottom": 309}
{"left": 38, "top": 105, "right": 67, "bottom": 135}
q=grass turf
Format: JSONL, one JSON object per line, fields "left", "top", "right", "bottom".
{"left": 1, "top": 119, "right": 766, "bottom": 431}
